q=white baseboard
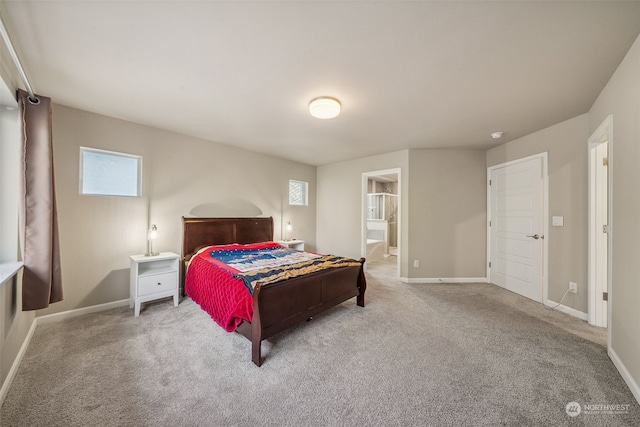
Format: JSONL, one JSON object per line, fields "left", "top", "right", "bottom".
{"left": 609, "top": 346, "right": 640, "bottom": 405}
{"left": 0, "top": 298, "right": 130, "bottom": 407}
{"left": 0, "top": 318, "right": 37, "bottom": 407}
{"left": 543, "top": 299, "right": 588, "bottom": 321}
{"left": 400, "top": 277, "right": 488, "bottom": 284}
{"left": 36, "top": 299, "right": 130, "bottom": 325}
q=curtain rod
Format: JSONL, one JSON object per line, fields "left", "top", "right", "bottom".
{"left": 0, "top": 13, "right": 37, "bottom": 102}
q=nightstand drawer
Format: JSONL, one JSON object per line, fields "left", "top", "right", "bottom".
{"left": 138, "top": 272, "right": 177, "bottom": 296}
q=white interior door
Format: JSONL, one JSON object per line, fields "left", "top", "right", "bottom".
{"left": 595, "top": 141, "right": 608, "bottom": 327}
{"left": 589, "top": 138, "right": 609, "bottom": 328}
{"left": 490, "top": 156, "right": 544, "bottom": 302}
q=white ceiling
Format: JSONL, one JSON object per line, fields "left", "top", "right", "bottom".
{"left": 2, "top": 1, "right": 640, "bottom": 166}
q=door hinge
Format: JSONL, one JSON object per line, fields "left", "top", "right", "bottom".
{"left": 489, "top": 220, "right": 491, "bottom": 227}
{"left": 603, "top": 292, "right": 608, "bottom": 301}
{"left": 603, "top": 224, "right": 609, "bottom": 234}
{"left": 489, "top": 179, "right": 492, "bottom": 185}
{"left": 488, "top": 261, "right": 491, "bottom": 268}
{"left": 603, "top": 157, "right": 609, "bottom": 166}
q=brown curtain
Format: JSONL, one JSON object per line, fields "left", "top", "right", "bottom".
{"left": 18, "top": 89, "right": 63, "bottom": 310}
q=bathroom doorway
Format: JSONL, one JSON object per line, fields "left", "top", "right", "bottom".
{"left": 362, "top": 168, "right": 400, "bottom": 277}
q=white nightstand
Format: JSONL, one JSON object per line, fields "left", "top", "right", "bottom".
{"left": 130, "top": 252, "right": 179, "bottom": 317}
{"left": 277, "top": 240, "right": 305, "bottom": 251}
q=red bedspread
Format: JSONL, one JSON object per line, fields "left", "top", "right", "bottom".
{"left": 186, "top": 241, "right": 363, "bottom": 333}
{"left": 185, "top": 242, "right": 281, "bottom": 332}
{"left": 184, "top": 247, "right": 253, "bottom": 332}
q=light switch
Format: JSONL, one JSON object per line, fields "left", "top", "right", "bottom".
{"left": 552, "top": 216, "right": 564, "bottom": 227}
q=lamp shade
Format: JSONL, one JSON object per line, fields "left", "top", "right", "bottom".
{"left": 146, "top": 224, "right": 159, "bottom": 256}
{"left": 148, "top": 224, "right": 158, "bottom": 240}
{"left": 309, "top": 97, "right": 341, "bottom": 119}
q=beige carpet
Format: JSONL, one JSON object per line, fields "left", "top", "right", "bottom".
{"left": 1, "top": 260, "right": 638, "bottom": 426}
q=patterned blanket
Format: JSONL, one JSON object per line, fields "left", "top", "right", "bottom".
{"left": 210, "top": 246, "right": 321, "bottom": 273}
{"left": 233, "top": 254, "right": 363, "bottom": 293}
{"left": 186, "top": 241, "right": 363, "bottom": 332}
{"left": 209, "top": 243, "right": 362, "bottom": 294}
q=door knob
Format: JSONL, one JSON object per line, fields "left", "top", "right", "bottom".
{"left": 526, "top": 234, "right": 540, "bottom": 240}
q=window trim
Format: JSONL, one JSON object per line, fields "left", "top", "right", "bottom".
{"left": 79, "top": 147, "right": 142, "bottom": 197}
{"left": 288, "top": 179, "right": 309, "bottom": 206}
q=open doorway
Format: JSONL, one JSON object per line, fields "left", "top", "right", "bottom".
{"left": 362, "top": 169, "right": 400, "bottom": 277}
{"left": 588, "top": 115, "right": 612, "bottom": 330}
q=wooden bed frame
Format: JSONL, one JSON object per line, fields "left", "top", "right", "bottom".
{"left": 181, "top": 216, "right": 366, "bottom": 366}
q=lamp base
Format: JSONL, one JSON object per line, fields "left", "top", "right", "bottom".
{"left": 146, "top": 239, "right": 158, "bottom": 257}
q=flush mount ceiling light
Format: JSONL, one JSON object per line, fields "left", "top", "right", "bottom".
{"left": 309, "top": 96, "right": 341, "bottom": 119}
{"left": 491, "top": 131, "right": 504, "bottom": 139}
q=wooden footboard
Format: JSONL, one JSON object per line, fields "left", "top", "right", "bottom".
{"left": 182, "top": 216, "right": 366, "bottom": 366}
{"left": 235, "top": 258, "right": 366, "bottom": 366}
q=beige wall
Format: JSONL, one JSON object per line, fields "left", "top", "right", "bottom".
{"left": 317, "top": 150, "right": 409, "bottom": 275}
{"left": 0, "top": 93, "right": 18, "bottom": 262}
{"left": 317, "top": 149, "right": 486, "bottom": 280}
{"left": 0, "top": 44, "right": 35, "bottom": 397}
{"left": 589, "top": 34, "right": 640, "bottom": 397}
{"left": 0, "top": 101, "right": 35, "bottom": 398}
{"left": 0, "top": 270, "right": 31, "bottom": 396}
{"left": 36, "top": 104, "right": 316, "bottom": 316}
{"left": 486, "top": 114, "right": 590, "bottom": 313}
{"left": 408, "top": 149, "right": 487, "bottom": 279}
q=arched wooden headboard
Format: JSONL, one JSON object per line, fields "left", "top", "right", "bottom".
{"left": 181, "top": 216, "right": 274, "bottom": 262}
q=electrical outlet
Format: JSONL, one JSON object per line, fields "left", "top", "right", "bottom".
{"left": 413, "top": 260, "right": 419, "bottom": 268}
{"left": 569, "top": 282, "right": 577, "bottom": 293}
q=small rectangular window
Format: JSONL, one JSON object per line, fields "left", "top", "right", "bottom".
{"left": 289, "top": 179, "right": 308, "bottom": 206}
{"left": 80, "top": 147, "right": 142, "bottom": 197}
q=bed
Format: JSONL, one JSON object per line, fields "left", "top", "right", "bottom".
{"left": 181, "top": 216, "right": 366, "bottom": 366}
